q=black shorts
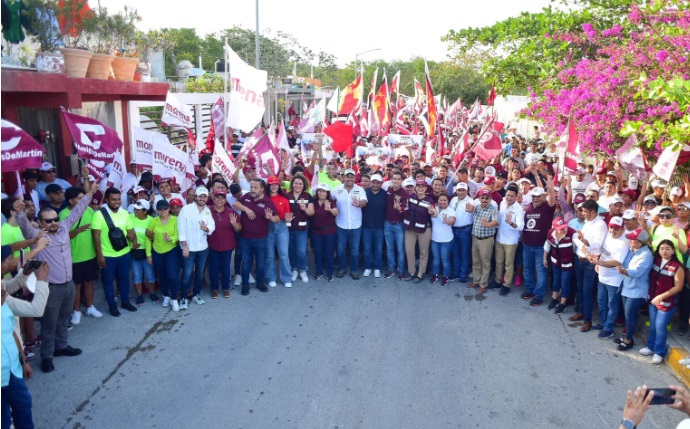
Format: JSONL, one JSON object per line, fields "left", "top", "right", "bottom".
{"left": 72, "top": 258, "right": 99, "bottom": 284}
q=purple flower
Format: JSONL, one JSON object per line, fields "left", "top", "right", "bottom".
{"left": 582, "top": 23, "right": 594, "bottom": 32}
{"left": 657, "top": 50, "right": 670, "bottom": 62}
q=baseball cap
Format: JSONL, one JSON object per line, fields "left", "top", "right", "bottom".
{"left": 267, "top": 176, "right": 280, "bottom": 185}
{"left": 552, "top": 217, "right": 568, "bottom": 230}
{"left": 652, "top": 179, "right": 666, "bottom": 188}
{"left": 628, "top": 176, "right": 639, "bottom": 189}
{"left": 133, "top": 200, "right": 150, "bottom": 211}
{"left": 132, "top": 186, "right": 147, "bottom": 195}
{"left": 343, "top": 168, "right": 356, "bottom": 176}
{"left": 660, "top": 206, "right": 675, "bottom": 216}
{"left": 316, "top": 183, "right": 330, "bottom": 191}
{"left": 516, "top": 178, "right": 532, "bottom": 187}
{"left": 484, "top": 176, "right": 496, "bottom": 185}
{"left": 596, "top": 166, "right": 607, "bottom": 174}
{"left": 618, "top": 189, "right": 636, "bottom": 198}
{"left": 455, "top": 182, "right": 468, "bottom": 191}
{"left": 530, "top": 187, "right": 546, "bottom": 197}
{"left": 156, "top": 199, "right": 170, "bottom": 210}
{"left": 485, "top": 166, "right": 496, "bottom": 177}
{"left": 214, "top": 190, "right": 227, "bottom": 198}
{"left": 40, "top": 162, "right": 55, "bottom": 171}
{"left": 609, "top": 196, "right": 624, "bottom": 205}
{"left": 243, "top": 166, "right": 255, "bottom": 174}
{"left": 470, "top": 160, "right": 479, "bottom": 167}
{"left": 477, "top": 189, "right": 491, "bottom": 197}
{"left": 45, "top": 184, "right": 62, "bottom": 194}
{"left": 402, "top": 178, "right": 415, "bottom": 187}
{"left": 91, "top": 191, "right": 103, "bottom": 205}
{"left": 104, "top": 164, "right": 112, "bottom": 174}
{"left": 415, "top": 179, "right": 427, "bottom": 186}
{"left": 643, "top": 195, "right": 657, "bottom": 204}
{"left": 671, "top": 186, "right": 683, "bottom": 197}
{"left": 573, "top": 193, "right": 586, "bottom": 204}
{"left": 622, "top": 209, "right": 637, "bottom": 220}
{"left": 574, "top": 168, "right": 586, "bottom": 175}
{"left": 625, "top": 227, "right": 650, "bottom": 242}
{"left": 496, "top": 170, "right": 508, "bottom": 180}
{"left": 196, "top": 187, "right": 209, "bottom": 197}
{"left": 169, "top": 198, "right": 184, "bottom": 207}
{"left": 606, "top": 171, "right": 616, "bottom": 178}
{"left": 608, "top": 216, "right": 624, "bottom": 228}
{"left": 370, "top": 174, "right": 383, "bottom": 182}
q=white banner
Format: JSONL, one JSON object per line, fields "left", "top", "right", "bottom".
{"left": 226, "top": 44, "right": 268, "bottom": 133}
{"left": 152, "top": 137, "right": 194, "bottom": 191}
{"left": 212, "top": 143, "right": 236, "bottom": 183}
{"left": 300, "top": 133, "right": 334, "bottom": 163}
{"left": 387, "top": 134, "right": 423, "bottom": 159}
{"left": 106, "top": 151, "right": 126, "bottom": 191}
{"left": 653, "top": 144, "right": 681, "bottom": 182}
{"left": 132, "top": 127, "right": 162, "bottom": 168}
{"left": 161, "top": 92, "right": 193, "bottom": 129}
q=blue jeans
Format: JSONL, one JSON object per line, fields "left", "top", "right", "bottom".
{"left": 337, "top": 226, "right": 362, "bottom": 273}
{"left": 102, "top": 253, "right": 133, "bottom": 307}
{"left": 622, "top": 296, "right": 646, "bottom": 341}
{"left": 362, "top": 227, "right": 384, "bottom": 270}
{"left": 181, "top": 248, "right": 209, "bottom": 297}
{"left": 312, "top": 233, "right": 336, "bottom": 276}
{"left": 648, "top": 304, "right": 677, "bottom": 356}
{"left": 1, "top": 374, "right": 33, "bottom": 429}
{"left": 152, "top": 248, "right": 181, "bottom": 298}
{"left": 266, "top": 221, "right": 292, "bottom": 284}
{"left": 209, "top": 249, "right": 233, "bottom": 291}
{"left": 452, "top": 226, "right": 472, "bottom": 279}
{"left": 233, "top": 231, "right": 242, "bottom": 275}
{"left": 574, "top": 257, "right": 598, "bottom": 321}
{"left": 552, "top": 266, "right": 573, "bottom": 298}
{"left": 597, "top": 282, "right": 622, "bottom": 332}
{"left": 431, "top": 240, "right": 452, "bottom": 277}
{"left": 384, "top": 222, "right": 405, "bottom": 274}
{"left": 241, "top": 237, "right": 267, "bottom": 286}
{"left": 523, "top": 244, "right": 548, "bottom": 300}
{"left": 132, "top": 257, "right": 156, "bottom": 284}
{"left": 289, "top": 229, "right": 308, "bottom": 272}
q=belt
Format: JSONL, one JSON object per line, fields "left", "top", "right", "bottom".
{"left": 474, "top": 235, "right": 492, "bottom": 240}
{"left": 385, "top": 220, "right": 401, "bottom": 225}
{"left": 578, "top": 257, "right": 590, "bottom": 262}
{"left": 49, "top": 281, "right": 71, "bottom": 286}
{"left": 453, "top": 225, "right": 472, "bottom": 229}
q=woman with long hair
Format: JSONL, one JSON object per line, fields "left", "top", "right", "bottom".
{"left": 146, "top": 199, "right": 182, "bottom": 311}
{"left": 286, "top": 175, "right": 314, "bottom": 283}
{"left": 265, "top": 176, "right": 293, "bottom": 288}
{"left": 311, "top": 183, "right": 338, "bottom": 281}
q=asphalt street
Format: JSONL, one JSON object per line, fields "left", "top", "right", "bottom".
{"left": 26, "top": 273, "right": 686, "bottom": 429}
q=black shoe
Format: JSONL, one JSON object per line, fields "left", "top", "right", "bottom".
{"left": 351, "top": 273, "right": 361, "bottom": 280}
{"left": 335, "top": 270, "right": 345, "bottom": 278}
{"left": 241, "top": 285, "right": 250, "bottom": 296}
{"left": 109, "top": 305, "right": 121, "bottom": 317}
{"left": 458, "top": 277, "right": 467, "bottom": 284}
{"left": 54, "top": 345, "right": 82, "bottom": 357}
{"left": 614, "top": 337, "right": 626, "bottom": 344}
{"left": 121, "top": 302, "right": 137, "bottom": 312}
{"left": 384, "top": 271, "right": 394, "bottom": 279}
{"left": 149, "top": 293, "right": 161, "bottom": 303}
{"left": 257, "top": 284, "right": 269, "bottom": 293}
{"left": 547, "top": 298, "right": 559, "bottom": 310}
{"left": 529, "top": 298, "right": 542, "bottom": 307}
{"left": 520, "top": 292, "right": 534, "bottom": 300}
{"left": 402, "top": 273, "right": 414, "bottom": 281}
{"left": 617, "top": 341, "right": 635, "bottom": 351}
{"left": 554, "top": 303, "right": 567, "bottom": 314}
{"left": 41, "top": 358, "right": 54, "bottom": 373}
{"left": 327, "top": 275, "right": 334, "bottom": 282}
{"left": 412, "top": 276, "right": 423, "bottom": 284}
{"left": 487, "top": 281, "right": 502, "bottom": 290}
{"left": 136, "top": 295, "right": 144, "bottom": 306}
{"left": 677, "top": 326, "right": 689, "bottom": 336}
{"left": 499, "top": 286, "right": 511, "bottom": 296}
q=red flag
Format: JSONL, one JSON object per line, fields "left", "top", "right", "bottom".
{"left": 453, "top": 129, "right": 470, "bottom": 167}
{"left": 373, "top": 73, "right": 390, "bottom": 136}
{"left": 287, "top": 104, "right": 297, "bottom": 117}
{"left": 616, "top": 135, "right": 647, "bottom": 180}
{"left": 491, "top": 120, "right": 505, "bottom": 134}
{"left": 563, "top": 118, "right": 581, "bottom": 172}
{"left": 325, "top": 122, "right": 354, "bottom": 157}
{"left": 1, "top": 120, "right": 45, "bottom": 172}
{"left": 425, "top": 60, "right": 437, "bottom": 139}
{"left": 205, "top": 120, "right": 216, "bottom": 154}
{"left": 389, "top": 71, "right": 400, "bottom": 95}
{"left": 487, "top": 84, "right": 497, "bottom": 106}
{"left": 414, "top": 78, "right": 425, "bottom": 110}
{"left": 339, "top": 72, "right": 363, "bottom": 115}
{"left": 368, "top": 68, "right": 378, "bottom": 107}
{"left": 438, "top": 126, "right": 445, "bottom": 156}
{"left": 467, "top": 99, "right": 482, "bottom": 121}
{"left": 473, "top": 128, "right": 502, "bottom": 162}
{"left": 251, "top": 133, "right": 280, "bottom": 178}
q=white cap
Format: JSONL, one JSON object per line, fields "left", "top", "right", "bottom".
{"left": 517, "top": 178, "right": 532, "bottom": 186}
{"left": 652, "top": 179, "right": 666, "bottom": 188}
{"left": 622, "top": 209, "right": 636, "bottom": 220}
{"left": 628, "top": 176, "right": 639, "bottom": 189}
{"left": 530, "top": 187, "right": 546, "bottom": 196}
{"left": 133, "top": 199, "right": 150, "bottom": 211}
{"left": 40, "top": 161, "right": 55, "bottom": 171}
{"left": 104, "top": 163, "right": 113, "bottom": 173}
{"left": 343, "top": 168, "right": 356, "bottom": 176}
{"left": 196, "top": 186, "right": 209, "bottom": 196}
{"left": 132, "top": 186, "right": 147, "bottom": 194}
{"left": 484, "top": 166, "right": 496, "bottom": 177}
{"left": 610, "top": 196, "right": 624, "bottom": 205}
{"left": 316, "top": 183, "right": 330, "bottom": 191}
{"left": 671, "top": 186, "right": 683, "bottom": 197}
{"left": 402, "top": 178, "right": 415, "bottom": 187}
{"left": 644, "top": 195, "right": 657, "bottom": 203}
{"left": 455, "top": 182, "right": 468, "bottom": 191}
{"left": 370, "top": 174, "right": 383, "bottom": 182}
{"left": 608, "top": 216, "right": 624, "bottom": 228}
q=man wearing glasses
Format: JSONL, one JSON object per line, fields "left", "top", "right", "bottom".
{"left": 36, "top": 162, "right": 72, "bottom": 202}
{"left": 17, "top": 167, "right": 96, "bottom": 373}
{"left": 468, "top": 189, "right": 498, "bottom": 293}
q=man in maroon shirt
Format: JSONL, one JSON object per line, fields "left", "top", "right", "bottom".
{"left": 233, "top": 178, "right": 279, "bottom": 295}
{"left": 384, "top": 171, "right": 409, "bottom": 279}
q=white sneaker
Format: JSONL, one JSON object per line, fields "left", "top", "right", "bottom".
{"left": 86, "top": 306, "right": 103, "bottom": 318}
{"left": 300, "top": 271, "right": 309, "bottom": 283}
{"left": 234, "top": 275, "right": 242, "bottom": 286}
{"left": 71, "top": 311, "right": 81, "bottom": 325}
{"left": 292, "top": 271, "right": 298, "bottom": 281}
{"left": 268, "top": 281, "right": 277, "bottom": 288}
{"left": 179, "top": 298, "right": 188, "bottom": 310}
{"left": 192, "top": 295, "right": 205, "bottom": 305}
{"left": 679, "top": 357, "right": 690, "bottom": 365}
{"left": 639, "top": 347, "right": 654, "bottom": 356}
{"left": 161, "top": 296, "right": 171, "bottom": 308}
{"left": 363, "top": 269, "right": 372, "bottom": 277}
{"left": 284, "top": 282, "right": 292, "bottom": 288}
{"left": 249, "top": 274, "right": 256, "bottom": 284}
{"left": 652, "top": 354, "right": 664, "bottom": 364}
{"left": 374, "top": 270, "right": 381, "bottom": 278}
{"left": 171, "top": 300, "right": 180, "bottom": 312}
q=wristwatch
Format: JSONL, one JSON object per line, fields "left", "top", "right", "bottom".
{"left": 621, "top": 418, "right": 636, "bottom": 429}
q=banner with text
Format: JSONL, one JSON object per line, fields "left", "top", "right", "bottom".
{"left": 161, "top": 92, "right": 193, "bottom": 129}
{"left": 1, "top": 120, "right": 45, "bottom": 171}
{"left": 300, "top": 133, "right": 335, "bottom": 163}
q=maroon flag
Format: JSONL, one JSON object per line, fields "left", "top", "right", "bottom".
{"left": 211, "top": 97, "right": 225, "bottom": 140}
{"left": 563, "top": 118, "right": 581, "bottom": 172}
{"left": 487, "top": 84, "right": 497, "bottom": 106}
{"left": 61, "top": 109, "right": 123, "bottom": 162}
{"left": 1, "top": 120, "right": 45, "bottom": 172}
{"left": 251, "top": 134, "right": 280, "bottom": 178}
{"left": 473, "top": 128, "right": 502, "bottom": 162}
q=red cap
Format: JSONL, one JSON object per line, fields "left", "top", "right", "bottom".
{"left": 596, "top": 166, "right": 607, "bottom": 175}
{"left": 415, "top": 179, "right": 427, "bottom": 186}
{"left": 484, "top": 176, "right": 496, "bottom": 185}
{"left": 552, "top": 217, "right": 568, "bottom": 230}
{"left": 169, "top": 198, "right": 183, "bottom": 207}
{"left": 477, "top": 189, "right": 491, "bottom": 197}
{"left": 573, "top": 193, "right": 586, "bottom": 204}
{"left": 243, "top": 166, "right": 255, "bottom": 174}
{"left": 619, "top": 189, "right": 636, "bottom": 198}
{"left": 267, "top": 176, "right": 280, "bottom": 185}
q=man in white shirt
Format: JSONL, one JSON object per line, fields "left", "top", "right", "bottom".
{"left": 177, "top": 187, "right": 216, "bottom": 309}
{"left": 491, "top": 185, "right": 525, "bottom": 295}
{"left": 332, "top": 169, "right": 368, "bottom": 279}
{"left": 449, "top": 182, "right": 474, "bottom": 284}
{"left": 570, "top": 168, "right": 592, "bottom": 197}
{"left": 591, "top": 216, "right": 630, "bottom": 339}
{"left": 571, "top": 199, "right": 609, "bottom": 332}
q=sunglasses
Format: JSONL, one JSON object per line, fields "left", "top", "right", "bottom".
{"left": 659, "top": 214, "right": 673, "bottom": 219}
{"left": 678, "top": 207, "right": 689, "bottom": 212}
{"left": 41, "top": 217, "right": 59, "bottom": 223}
{"left": 44, "top": 169, "right": 57, "bottom": 173}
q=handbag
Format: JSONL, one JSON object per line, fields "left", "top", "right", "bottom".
{"left": 99, "top": 208, "right": 129, "bottom": 251}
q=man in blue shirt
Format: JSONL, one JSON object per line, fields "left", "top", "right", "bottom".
{"left": 362, "top": 174, "right": 387, "bottom": 278}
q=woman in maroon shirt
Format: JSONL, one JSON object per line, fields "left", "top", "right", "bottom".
{"left": 208, "top": 191, "right": 241, "bottom": 298}
{"left": 311, "top": 183, "right": 339, "bottom": 281}
{"left": 287, "top": 175, "right": 315, "bottom": 282}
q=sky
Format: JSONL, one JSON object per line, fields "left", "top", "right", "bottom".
{"left": 98, "top": 0, "right": 553, "bottom": 67}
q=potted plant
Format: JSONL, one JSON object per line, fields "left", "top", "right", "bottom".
{"left": 57, "top": 0, "right": 93, "bottom": 77}
{"left": 109, "top": 6, "right": 141, "bottom": 81}
{"left": 21, "top": 0, "right": 65, "bottom": 73}
{"left": 82, "top": 7, "right": 116, "bottom": 79}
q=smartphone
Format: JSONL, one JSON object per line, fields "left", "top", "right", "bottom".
{"left": 26, "top": 260, "right": 42, "bottom": 271}
{"left": 647, "top": 388, "right": 675, "bottom": 405}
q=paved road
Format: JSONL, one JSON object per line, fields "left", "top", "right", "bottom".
{"left": 27, "top": 275, "right": 685, "bottom": 429}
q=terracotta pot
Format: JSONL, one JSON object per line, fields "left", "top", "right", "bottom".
{"left": 86, "top": 53, "right": 115, "bottom": 80}
{"left": 111, "top": 56, "right": 139, "bottom": 81}
{"left": 60, "top": 48, "right": 93, "bottom": 78}
{"left": 35, "top": 51, "right": 65, "bottom": 73}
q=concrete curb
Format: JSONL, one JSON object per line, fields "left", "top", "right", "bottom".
{"left": 668, "top": 346, "right": 690, "bottom": 386}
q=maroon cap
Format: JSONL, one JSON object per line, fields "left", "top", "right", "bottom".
{"left": 552, "top": 217, "right": 568, "bottom": 230}
{"left": 484, "top": 176, "right": 496, "bottom": 185}
{"left": 573, "top": 193, "right": 586, "bottom": 204}
{"left": 596, "top": 166, "right": 607, "bottom": 175}
{"left": 477, "top": 189, "right": 491, "bottom": 197}
{"left": 619, "top": 189, "right": 636, "bottom": 198}
{"left": 169, "top": 198, "right": 184, "bottom": 207}
{"left": 415, "top": 179, "right": 427, "bottom": 186}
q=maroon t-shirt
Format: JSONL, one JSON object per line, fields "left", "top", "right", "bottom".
{"left": 287, "top": 191, "right": 315, "bottom": 231}
{"left": 385, "top": 186, "right": 409, "bottom": 223}
{"left": 311, "top": 199, "right": 337, "bottom": 236}
{"left": 522, "top": 202, "right": 556, "bottom": 246}
{"left": 208, "top": 208, "right": 237, "bottom": 251}
{"left": 238, "top": 194, "right": 277, "bottom": 239}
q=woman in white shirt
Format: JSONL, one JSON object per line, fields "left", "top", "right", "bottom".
{"left": 429, "top": 194, "right": 456, "bottom": 286}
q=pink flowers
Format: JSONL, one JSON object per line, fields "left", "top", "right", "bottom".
{"left": 657, "top": 50, "right": 670, "bottom": 62}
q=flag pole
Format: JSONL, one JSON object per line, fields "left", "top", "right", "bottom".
{"left": 224, "top": 38, "right": 230, "bottom": 151}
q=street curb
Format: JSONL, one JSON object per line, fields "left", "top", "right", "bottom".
{"left": 668, "top": 347, "right": 690, "bottom": 386}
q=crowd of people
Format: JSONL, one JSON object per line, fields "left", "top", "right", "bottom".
{"left": 3, "top": 123, "right": 690, "bottom": 428}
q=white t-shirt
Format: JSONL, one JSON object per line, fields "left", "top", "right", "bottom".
{"left": 571, "top": 177, "right": 592, "bottom": 197}
{"left": 431, "top": 207, "right": 455, "bottom": 243}
{"left": 597, "top": 233, "right": 630, "bottom": 286}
